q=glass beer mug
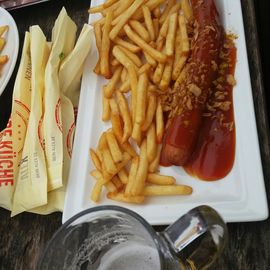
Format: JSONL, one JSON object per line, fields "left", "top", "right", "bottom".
{"left": 38, "top": 205, "right": 227, "bottom": 270}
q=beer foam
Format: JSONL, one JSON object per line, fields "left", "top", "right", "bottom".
{"left": 97, "top": 242, "right": 161, "bottom": 270}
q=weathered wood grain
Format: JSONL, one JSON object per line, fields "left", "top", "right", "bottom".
{"left": 0, "top": 0, "right": 270, "bottom": 269}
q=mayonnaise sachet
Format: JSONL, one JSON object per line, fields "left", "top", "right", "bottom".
{"left": 11, "top": 26, "right": 50, "bottom": 216}
{"left": 43, "top": 8, "right": 77, "bottom": 191}
{"left": 0, "top": 32, "right": 32, "bottom": 210}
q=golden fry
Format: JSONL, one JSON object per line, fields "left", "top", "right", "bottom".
{"left": 0, "top": 38, "right": 6, "bottom": 52}
{"left": 104, "top": 65, "right": 122, "bottom": 98}
{"left": 159, "top": 0, "right": 176, "bottom": 24}
{"left": 125, "top": 156, "right": 139, "bottom": 195}
{"left": 153, "top": 62, "right": 165, "bottom": 85}
{"left": 100, "top": 10, "right": 113, "bottom": 78}
{"left": 0, "top": 25, "right": 8, "bottom": 37}
{"left": 112, "top": 45, "right": 137, "bottom": 71}
{"left": 88, "top": 5, "right": 105, "bottom": 14}
{"left": 110, "top": 98, "right": 123, "bottom": 142}
{"left": 143, "top": 185, "right": 193, "bottom": 196}
{"left": 110, "top": 0, "right": 145, "bottom": 40}
{"left": 94, "top": 23, "right": 102, "bottom": 52}
{"left": 146, "top": 123, "right": 157, "bottom": 163}
{"left": 152, "top": 6, "right": 161, "bottom": 18}
{"left": 119, "top": 80, "right": 130, "bottom": 93}
{"left": 90, "top": 149, "right": 102, "bottom": 171}
{"left": 131, "top": 122, "right": 142, "bottom": 145}
{"left": 147, "top": 173, "right": 176, "bottom": 185}
{"left": 127, "top": 64, "right": 138, "bottom": 122}
{"left": 90, "top": 170, "right": 104, "bottom": 181}
{"left": 135, "top": 72, "right": 148, "bottom": 125}
{"left": 142, "top": 94, "right": 157, "bottom": 131}
{"left": 0, "top": 55, "right": 8, "bottom": 65}
{"left": 114, "top": 37, "right": 141, "bottom": 53}
{"left": 116, "top": 91, "right": 132, "bottom": 142}
{"left": 181, "top": 0, "right": 193, "bottom": 21}
{"left": 106, "top": 130, "right": 123, "bottom": 163}
{"left": 172, "top": 28, "right": 182, "bottom": 77}
{"left": 156, "top": 98, "right": 164, "bottom": 143}
{"left": 121, "top": 67, "right": 128, "bottom": 83}
{"left": 121, "top": 142, "right": 137, "bottom": 157}
{"left": 107, "top": 192, "right": 145, "bottom": 204}
{"left": 91, "top": 181, "right": 103, "bottom": 202}
{"left": 165, "top": 12, "right": 178, "bottom": 56}
{"left": 139, "top": 63, "right": 152, "bottom": 74}
{"left": 102, "top": 148, "right": 118, "bottom": 174}
{"left": 111, "top": 58, "right": 120, "bottom": 66}
{"left": 131, "top": 139, "right": 148, "bottom": 195}
{"left": 129, "top": 20, "right": 151, "bottom": 42}
{"left": 160, "top": 58, "right": 173, "bottom": 91}
{"left": 179, "top": 14, "right": 189, "bottom": 54}
{"left": 124, "top": 25, "right": 167, "bottom": 63}
{"left": 143, "top": 51, "right": 157, "bottom": 67}
{"left": 153, "top": 18, "right": 159, "bottom": 40}
{"left": 103, "top": 0, "right": 119, "bottom": 9}
{"left": 148, "top": 144, "right": 162, "bottom": 173}
{"left": 105, "top": 181, "right": 118, "bottom": 193}
{"left": 131, "top": 0, "right": 164, "bottom": 21}
{"left": 158, "top": 18, "right": 169, "bottom": 41}
{"left": 111, "top": 0, "right": 134, "bottom": 21}
{"left": 98, "top": 132, "right": 108, "bottom": 151}
{"left": 111, "top": 175, "right": 124, "bottom": 190}
{"left": 118, "top": 45, "right": 142, "bottom": 67}
{"left": 142, "top": 6, "right": 155, "bottom": 41}
{"left": 118, "top": 168, "right": 129, "bottom": 184}
{"left": 172, "top": 55, "right": 188, "bottom": 81}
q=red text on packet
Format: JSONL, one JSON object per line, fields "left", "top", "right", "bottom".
{"left": 0, "top": 119, "right": 14, "bottom": 187}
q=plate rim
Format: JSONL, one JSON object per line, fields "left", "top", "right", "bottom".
{"left": 0, "top": 7, "right": 19, "bottom": 97}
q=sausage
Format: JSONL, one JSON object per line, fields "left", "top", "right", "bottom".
{"left": 161, "top": 0, "right": 223, "bottom": 166}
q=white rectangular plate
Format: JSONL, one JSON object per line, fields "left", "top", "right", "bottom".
{"left": 63, "top": 0, "right": 268, "bottom": 225}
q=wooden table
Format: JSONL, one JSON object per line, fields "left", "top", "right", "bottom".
{"left": 0, "top": 0, "right": 270, "bottom": 269}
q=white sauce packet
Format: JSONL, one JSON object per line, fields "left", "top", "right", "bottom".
{"left": 0, "top": 32, "right": 32, "bottom": 210}
{"left": 11, "top": 26, "right": 50, "bottom": 216}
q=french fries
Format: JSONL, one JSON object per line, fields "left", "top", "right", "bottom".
{"left": 165, "top": 13, "right": 178, "bottom": 56}
{"left": 135, "top": 72, "right": 148, "bottom": 125}
{"left": 116, "top": 91, "right": 132, "bottom": 142}
{"left": 131, "top": 139, "right": 148, "bottom": 195}
{"left": 110, "top": 98, "right": 123, "bottom": 141}
{"left": 113, "top": 37, "right": 141, "bottom": 53}
{"left": 156, "top": 98, "right": 164, "bottom": 143}
{"left": 107, "top": 192, "right": 144, "bottom": 204}
{"left": 89, "top": 0, "right": 194, "bottom": 204}
{"left": 109, "top": 0, "right": 145, "bottom": 40}
{"left": 147, "top": 173, "right": 176, "bottom": 185}
{"left": 124, "top": 25, "right": 167, "bottom": 63}
{"left": 142, "top": 6, "right": 155, "bottom": 41}
{"left": 102, "top": 87, "right": 111, "bottom": 121}
{"left": 106, "top": 130, "right": 123, "bottom": 163}
{"left": 143, "top": 185, "right": 193, "bottom": 196}
{"left": 146, "top": 123, "right": 157, "bottom": 163}
{"left": 141, "top": 93, "right": 157, "bottom": 131}
{"left": 129, "top": 20, "right": 151, "bottom": 42}
{"left": 90, "top": 149, "right": 102, "bottom": 171}
{"left": 100, "top": 10, "right": 113, "bottom": 78}
{"left": 0, "top": 25, "right": 8, "bottom": 70}
{"left": 104, "top": 65, "right": 122, "bottom": 97}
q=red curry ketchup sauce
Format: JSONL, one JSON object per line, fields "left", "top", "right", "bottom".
{"left": 184, "top": 36, "right": 237, "bottom": 180}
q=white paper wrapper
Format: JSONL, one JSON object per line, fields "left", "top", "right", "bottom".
{"left": 43, "top": 8, "right": 77, "bottom": 191}
{"left": 11, "top": 26, "right": 50, "bottom": 216}
{"left": 0, "top": 32, "right": 31, "bottom": 210}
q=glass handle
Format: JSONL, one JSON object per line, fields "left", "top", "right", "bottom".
{"left": 161, "top": 205, "right": 228, "bottom": 270}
